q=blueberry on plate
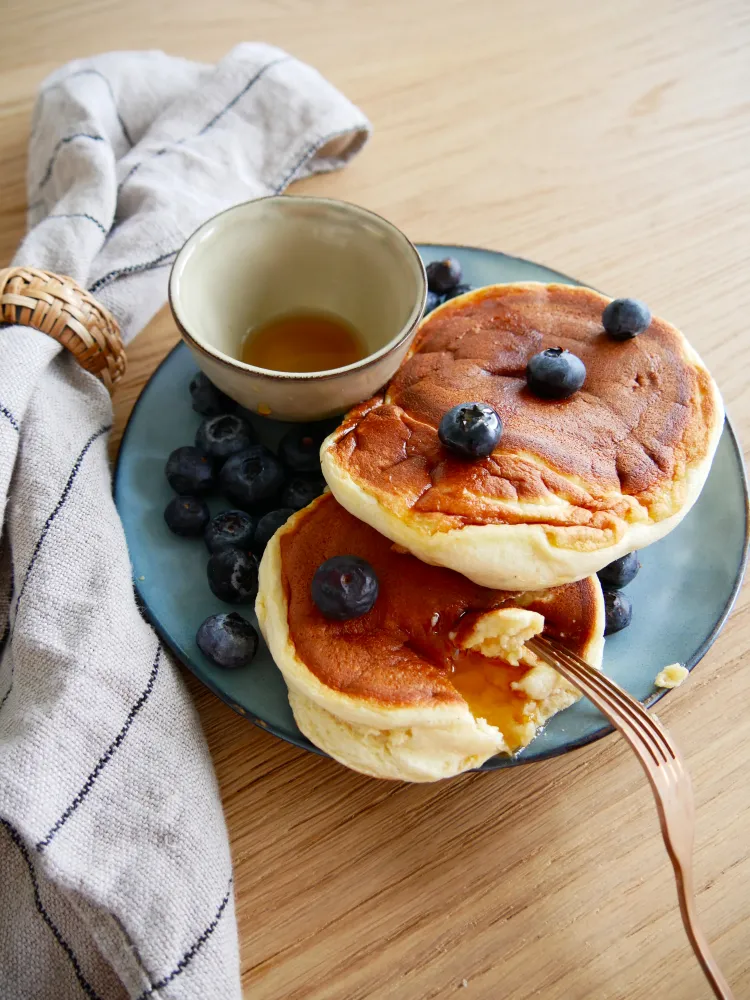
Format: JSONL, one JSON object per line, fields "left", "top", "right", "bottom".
{"left": 164, "top": 496, "right": 210, "bottom": 537}
{"left": 219, "top": 446, "right": 285, "bottom": 510}
{"left": 426, "top": 258, "right": 462, "bottom": 294}
{"left": 196, "top": 612, "right": 259, "bottom": 669}
{"left": 204, "top": 510, "right": 257, "bottom": 554}
{"left": 278, "top": 428, "right": 323, "bottom": 474}
{"left": 598, "top": 551, "right": 640, "bottom": 589}
{"left": 189, "top": 372, "right": 234, "bottom": 417}
{"left": 195, "top": 413, "right": 255, "bottom": 465}
{"left": 526, "top": 347, "right": 586, "bottom": 400}
{"left": 424, "top": 289, "right": 443, "bottom": 315}
{"left": 165, "top": 446, "right": 216, "bottom": 494}
{"left": 281, "top": 475, "right": 326, "bottom": 511}
{"left": 602, "top": 298, "right": 651, "bottom": 340}
{"left": 311, "top": 555, "right": 379, "bottom": 620}
{"left": 442, "top": 283, "right": 473, "bottom": 302}
{"left": 207, "top": 548, "right": 259, "bottom": 603}
{"left": 254, "top": 508, "right": 295, "bottom": 555}
{"left": 603, "top": 590, "right": 633, "bottom": 635}
{"left": 438, "top": 402, "right": 502, "bottom": 459}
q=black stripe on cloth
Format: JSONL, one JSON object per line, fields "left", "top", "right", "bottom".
{"left": 135, "top": 877, "right": 233, "bottom": 1000}
{"left": 116, "top": 55, "right": 289, "bottom": 192}
{"left": 37, "top": 213, "right": 108, "bottom": 237}
{"left": 35, "top": 133, "right": 104, "bottom": 191}
{"left": 87, "top": 252, "right": 177, "bottom": 294}
{"left": 0, "top": 560, "right": 14, "bottom": 655}
{"left": 15, "top": 424, "right": 110, "bottom": 616}
{"left": 37, "top": 68, "right": 134, "bottom": 146}
{"left": 0, "top": 817, "right": 104, "bottom": 1000}
{"left": 37, "top": 645, "right": 163, "bottom": 851}
{"left": 197, "top": 56, "right": 290, "bottom": 135}
{"left": 272, "top": 127, "right": 364, "bottom": 193}
{"left": 0, "top": 403, "right": 19, "bottom": 432}
{"left": 0, "top": 565, "right": 15, "bottom": 710}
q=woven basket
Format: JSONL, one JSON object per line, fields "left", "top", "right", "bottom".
{"left": 0, "top": 266, "right": 126, "bottom": 391}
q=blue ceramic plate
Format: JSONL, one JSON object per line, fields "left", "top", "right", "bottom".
{"left": 115, "top": 245, "right": 749, "bottom": 770}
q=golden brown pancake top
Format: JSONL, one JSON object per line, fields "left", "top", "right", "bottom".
{"left": 280, "top": 494, "right": 598, "bottom": 709}
{"left": 327, "top": 284, "right": 718, "bottom": 531}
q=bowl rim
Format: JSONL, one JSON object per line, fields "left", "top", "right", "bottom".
{"left": 168, "top": 195, "right": 428, "bottom": 382}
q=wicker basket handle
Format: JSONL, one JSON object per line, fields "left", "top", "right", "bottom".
{"left": 0, "top": 266, "right": 126, "bottom": 392}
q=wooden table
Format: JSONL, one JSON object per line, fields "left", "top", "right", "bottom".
{"left": 2, "top": 1, "right": 749, "bottom": 996}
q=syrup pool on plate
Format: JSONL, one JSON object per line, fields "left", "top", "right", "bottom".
{"left": 241, "top": 310, "right": 366, "bottom": 373}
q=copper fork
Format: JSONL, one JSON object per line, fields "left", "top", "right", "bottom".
{"left": 527, "top": 635, "right": 734, "bottom": 1000}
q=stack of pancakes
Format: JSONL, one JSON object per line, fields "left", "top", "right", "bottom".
{"left": 256, "top": 283, "right": 723, "bottom": 781}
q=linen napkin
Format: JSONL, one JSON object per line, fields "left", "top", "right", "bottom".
{"left": 0, "top": 44, "right": 370, "bottom": 999}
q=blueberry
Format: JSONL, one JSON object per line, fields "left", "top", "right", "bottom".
{"left": 189, "top": 372, "right": 234, "bottom": 417}
{"left": 204, "top": 510, "right": 257, "bottom": 554}
{"left": 442, "top": 283, "right": 473, "bottom": 302}
{"left": 311, "top": 555, "right": 379, "bottom": 620}
{"left": 254, "top": 508, "right": 295, "bottom": 555}
{"left": 207, "top": 548, "right": 259, "bottom": 604}
{"left": 195, "top": 414, "right": 255, "bottom": 465}
{"left": 526, "top": 347, "right": 586, "bottom": 400}
{"left": 602, "top": 298, "right": 651, "bottom": 340}
{"left": 219, "top": 446, "right": 285, "bottom": 511}
{"left": 438, "top": 402, "right": 502, "bottom": 459}
{"left": 598, "top": 552, "right": 641, "bottom": 590}
{"left": 165, "top": 446, "right": 216, "bottom": 494}
{"left": 603, "top": 590, "right": 633, "bottom": 635}
{"left": 281, "top": 475, "right": 326, "bottom": 511}
{"left": 279, "top": 429, "right": 323, "bottom": 474}
{"left": 424, "top": 289, "right": 443, "bottom": 315}
{"left": 164, "top": 496, "right": 210, "bottom": 537}
{"left": 196, "top": 612, "right": 259, "bottom": 669}
{"left": 426, "top": 258, "right": 462, "bottom": 294}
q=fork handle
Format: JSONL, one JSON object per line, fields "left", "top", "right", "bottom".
{"left": 670, "top": 862, "right": 734, "bottom": 1000}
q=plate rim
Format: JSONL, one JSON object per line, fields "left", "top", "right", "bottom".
{"left": 114, "top": 244, "right": 750, "bottom": 770}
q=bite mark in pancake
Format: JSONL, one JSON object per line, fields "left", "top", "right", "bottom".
{"left": 322, "top": 283, "right": 724, "bottom": 590}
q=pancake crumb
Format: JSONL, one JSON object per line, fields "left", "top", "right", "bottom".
{"left": 655, "top": 663, "right": 688, "bottom": 689}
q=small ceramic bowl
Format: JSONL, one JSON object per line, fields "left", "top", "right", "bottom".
{"left": 168, "top": 196, "right": 426, "bottom": 421}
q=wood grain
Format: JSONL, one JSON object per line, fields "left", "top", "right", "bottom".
{"left": 3, "top": 1, "right": 750, "bottom": 996}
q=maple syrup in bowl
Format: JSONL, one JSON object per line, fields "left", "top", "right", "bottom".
{"left": 241, "top": 310, "right": 366, "bottom": 374}
{"left": 169, "top": 196, "right": 426, "bottom": 422}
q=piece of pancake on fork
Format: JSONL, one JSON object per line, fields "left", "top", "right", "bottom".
{"left": 256, "top": 493, "right": 604, "bottom": 782}
{"left": 321, "top": 283, "right": 723, "bottom": 591}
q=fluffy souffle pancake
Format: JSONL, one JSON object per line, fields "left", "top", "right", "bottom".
{"left": 321, "top": 283, "right": 724, "bottom": 590}
{"left": 256, "top": 492, "right": 605, "bottom": 782}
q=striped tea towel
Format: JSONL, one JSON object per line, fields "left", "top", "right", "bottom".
{"left": 0, "top": 43, "right": 370, "bottom": 1000}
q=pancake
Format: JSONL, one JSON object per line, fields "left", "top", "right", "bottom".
{"left": 321, "top": 283, "right": 723, "bottom": 590}
{"left": 256, "top": 493, "right": 605, "bottom": 782}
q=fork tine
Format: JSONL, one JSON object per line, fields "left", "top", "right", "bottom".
{"left": 530, "top": 636, "right": 673, "bottom": 763}
{"left": 528, "top": 636, "right": 672, "bottom": 765}
{"left": 527, "top": 642, "right": 664, "bottom": 770}
{"left": 539, "top": 636, "right": 679, "bottom": 762}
